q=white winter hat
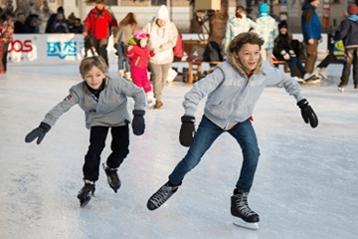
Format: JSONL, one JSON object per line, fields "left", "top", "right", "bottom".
{"left": 156, "top": 5, "right": 169, "bottom": 21}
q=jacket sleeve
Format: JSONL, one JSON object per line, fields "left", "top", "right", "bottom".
{"left": 183, "top": 67, "right": 225, "bottom": 116}
{"left": 83, "top": 13, "right": 92, "bottom": 33}
{"left": 302, "top": 8, "right": 314, "bottom": 40}
{"left": 42, "top": 88, "right": 80, "bottom": 126}
{"left": 334, "top": 19, "right": 349, "bottom": 41}
{"left": 117, "top": 78, "right": 146, "bottom": 110}
{"left": 263, "top": 62, "right": 304, "bottom": 102}
{"left": 158, "top": 22, "right": 178, "bottom": 52}
{"left": 224, "top": 21, "right": 232, "bottom": 51}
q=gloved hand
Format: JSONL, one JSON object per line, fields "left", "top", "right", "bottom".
{"left": 179, "top": 115, "right": 195, "bottom": 147}
{"left": 25, "top": 122, "right": 51, "bottom": 144}
{"left": 297, "top": 99, "right": 318, "bottom": 128}
{"left": 132, "top": 110, "right": 145, "bottom": 135}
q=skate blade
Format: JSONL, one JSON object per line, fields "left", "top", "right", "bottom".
{"left": 79, "top": 196, "right": 91, "bottom": 207}
{"left": 233, "top": 218, "right": 259, "bottom": 230}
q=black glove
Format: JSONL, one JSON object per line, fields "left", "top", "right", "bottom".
{"left": 179, "top": 115, "right": 195, "bottom": 147}
{"left": 25, "top": 122, "right": 51, "bottom": 144}
{"left": 132, "top": 110, "right": 145, "bottom": 135}
{"left": 297, "top": 99, "right": 318, "bottom": 128}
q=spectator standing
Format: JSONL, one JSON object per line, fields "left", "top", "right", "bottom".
{"left": 335, "top": 3, "right": 358, "bottom": 92}
{"left": 113, "top": 12, "right": 138, "bottom": 79}
{"left": 301, "top": 0, "right": 322, "bottom": 83}
{"left": 83, "top": 0, "right": 118, "bottom": 65}
{"left": 14, "top": 12, "right": 28, "bottom": 33}
{"left": 0, "top": 12, "right": 14, "bottom": 75}
{"left": 255, "top": 2, "right": 278, "bottom": 61}
{"left": 45, "top": 7, "right": 64, "bottom": 33}
{"left": 224, "top": 5, "right": 257, "bottom": 52}
{"left": 143, "top": 5, "right": 178, "bottom": 109}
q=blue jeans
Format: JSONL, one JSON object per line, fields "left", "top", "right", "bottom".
{"left": 116, "top": 42, "right": 129, "bottom": 72}
{"left": 169, "top": 115, "right": 260, "bottom": 192}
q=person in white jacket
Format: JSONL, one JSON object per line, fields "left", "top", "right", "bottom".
{"left": 144, "top": 5, "right": 178, "bottom": 109}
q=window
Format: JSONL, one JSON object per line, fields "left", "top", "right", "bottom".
{"left": 151, "top": 0, "right": 167, "bottom": 6}
{"left": 107, "top": 0, "right": 119, "bottom": 6}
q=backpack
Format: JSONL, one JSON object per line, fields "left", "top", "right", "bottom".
{"left": 173, "top": 33, "right": 184, "bottom": 61}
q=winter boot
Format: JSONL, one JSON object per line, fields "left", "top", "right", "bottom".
{"left": 154, "top": 100, "right": 163, "bottom": 109}
{"left": 146, "top": 91, "right": 156, "bottom": 108}
{"left": 102, "top": 163, "right": 121, "bottom": 193}
{"left": 231, "top": 189, "right": 259, "bottom": 230}
{"left": 147, "top": 182, "right": 179, "bottom": 210}
{"left": 77, "top": 180, "right": 95, "bottom": 207}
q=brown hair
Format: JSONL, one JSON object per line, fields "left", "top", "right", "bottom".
{"left": 228, "top": 32, "right": 264, "bottom": 54}
{"left": 227, "top": 32, "right": 264, "bottom": 74}
{"left": 235, "top": 5, "right": 246, "bottom": 17}
{"left": 79, "top": 56, "right": 107, "bottom": 78}
{"left": 119, "top": 12, "right": 138, "bottom": 27}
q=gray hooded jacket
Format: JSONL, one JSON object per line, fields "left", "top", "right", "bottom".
{"left": 42, "top": 77, "right": 146, "bottom": 129}
{"left": 183, "top": 60, "right": 305, "bottom": 130}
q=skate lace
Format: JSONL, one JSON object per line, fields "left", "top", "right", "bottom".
{"left": 151, "top": 186, "right": 173, "bottom": 206}
{"left": 233, "top": 194, "right": 256, "bottom": 217}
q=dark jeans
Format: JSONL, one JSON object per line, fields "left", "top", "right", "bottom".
{"left": 339, "top": 47, "right": 358, "bottom": 88}
{"left": 116, "top": 42, "right": 130, "bottom": 72}
{"left": 169, "top": 116, "right": 260, "bottom": 192}
{"left": 2, "top": 42, "right": 8, "bottom": 72}
{"left": 83, "top": 125, "right": 129, "bottom": 182}
{"left": 94, "top": 39, "right": 109, "bottom": 65}
{"left": 287, "top": 57, "right": 306, "bottom": 78}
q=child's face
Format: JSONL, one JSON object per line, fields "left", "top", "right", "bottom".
{"left": 139, "top": 38, "right": 148, "bottom": 48}
{"left": 237, "top": 43, "right": 261, "bottom": 73}
{"left": 83, "top": 66, "right": 105, "bottom": 89}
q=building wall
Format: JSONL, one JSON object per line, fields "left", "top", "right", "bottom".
{"left": 2, "top": 0, "right": 349, "bottom": 33}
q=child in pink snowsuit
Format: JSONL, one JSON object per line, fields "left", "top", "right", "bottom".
{"left": 127, "top": 30, "right": 155, "bottom": 106}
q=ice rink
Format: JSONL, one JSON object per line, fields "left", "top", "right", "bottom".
{"left": 0, "top": 63, "right": 357, "bottom": 239}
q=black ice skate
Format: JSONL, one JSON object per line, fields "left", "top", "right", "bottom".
{"left": 77, "top": 180, "right": 95, "bottom": 207}
{"left": 231, "top": 189, "right": 259, "bottom": 230}
{"left": 102, "top": 163, "right": 121, "bottom": 193}
{"left": 147, "top": 182, "right": 179, "bottom": 210}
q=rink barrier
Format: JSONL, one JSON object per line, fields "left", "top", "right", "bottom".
{"left": 7, "top": 33, "right": 328, "bottom": 66}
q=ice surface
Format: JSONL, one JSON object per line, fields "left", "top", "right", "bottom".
{"left": 0, "top": 63, "right": 357, "bottom": 239}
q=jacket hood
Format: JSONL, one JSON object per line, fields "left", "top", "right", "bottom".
{"left": 302, "top": 2, "right": 315, "bottom": 10}
{"left": 348, "top": 14, "right": 358, "bottom": 22}
{"left": 156, "top": 5, "right": 169, "bottom": 21}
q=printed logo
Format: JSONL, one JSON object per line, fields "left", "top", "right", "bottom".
{"left": 47, "top": 41, "right": 77, "bottom": 59}
{"left": 8, "top": 40, "right": 33, "bottom": 53}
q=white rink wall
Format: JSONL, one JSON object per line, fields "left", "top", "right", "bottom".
{"left": 7, "top": 33, "right": 328, "bottom": 66}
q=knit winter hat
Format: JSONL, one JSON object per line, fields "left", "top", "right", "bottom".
{"left": 156, "top": 5, "right": 169, "bottom": 21}
{"left": 134, "top": 30, "right": 149, "bottom": 40}
{"left": 258, "top": 3, "right": 270, "bottom": 16}
{"left": 347, "top": 3, "right": 358, "bottom": 15}
{"left": 278, "top": 20, "right": 288, "bottom": 29}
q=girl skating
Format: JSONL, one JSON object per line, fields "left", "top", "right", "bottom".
{"left": 147, "top": 32, "right": 318, "bottom": 229}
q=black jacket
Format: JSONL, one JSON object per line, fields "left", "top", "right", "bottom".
{"left": 334, "top": 15, "right": 358, "bottom": 48}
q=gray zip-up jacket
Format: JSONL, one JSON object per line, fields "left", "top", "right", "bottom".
{"left": 42, "top": 77, "right": 146, "bottom": 129}
{"left": 183, "top": 60, "right": 305, "bottom": 130}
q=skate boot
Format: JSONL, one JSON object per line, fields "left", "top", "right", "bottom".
{"left": 77, "top": 180, "right": 95, "bottom": 207}
{"left": 231, "top": 189, "right": 259, "bottom": 230}
{"left": 146, "top": 91, "right": 156, "bottom": 109}
{"left": 102, "top": 163, "right": 121, "bottom": 193}
{"left": 147, "top": 182, "right": 179, "bottom": 210}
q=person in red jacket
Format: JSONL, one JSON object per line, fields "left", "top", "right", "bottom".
{"left": 83, "top": 0, "right": 117, "bottom": 65}
{"left": 127, "top": 30, "right": 155, "bottom": 107}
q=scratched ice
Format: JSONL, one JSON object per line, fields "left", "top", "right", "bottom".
{"left": 0, "top": 63, "right": 357, "bottom": 239}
